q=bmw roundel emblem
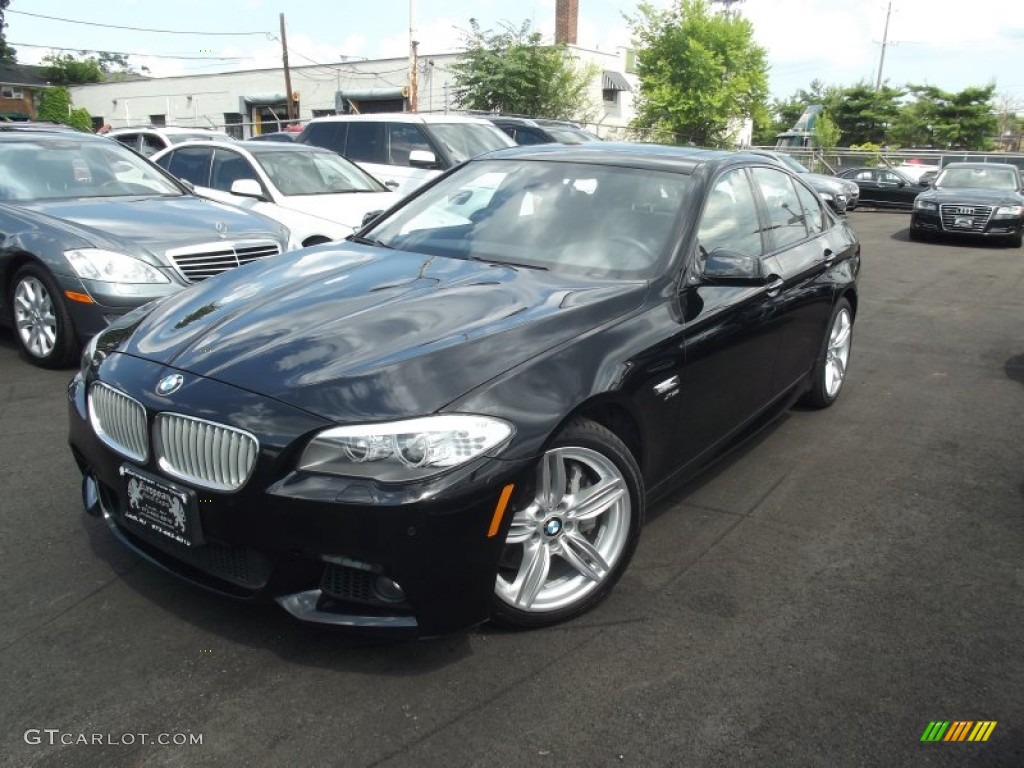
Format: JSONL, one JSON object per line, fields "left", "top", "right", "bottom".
{"left": 215, "top": 221, "right": 228, "bottom": 238}
{"left": 156, "top": 374, "right": 184, "bottom": 396}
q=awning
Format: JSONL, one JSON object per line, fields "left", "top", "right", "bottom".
{"left": 335, "top": 87, "right": 408, "bottom": 112}
{"left": 243, "top": 93, "right": 288, "bottom": 106}
{"left": 602, "top": 71, "right": 632, "bottom": 92}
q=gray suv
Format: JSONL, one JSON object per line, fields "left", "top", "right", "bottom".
{"left": 0, "top": 129, "right": 292, "bottom": 367}
{"left": 750, "top": 149, "right": 859, "bottom": 214}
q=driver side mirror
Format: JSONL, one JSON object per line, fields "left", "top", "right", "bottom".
{"left": 178, "top": 178, "right": 195, "bottom": 193}
{"left": 409, "top": 149, "right": 439, "bottom": 169}
{"left": 230, "top": 178, "right": 266, "bottom": 200}
{"left": 699, "top": 248, "right": 768, "bottom": 287}
{"left": 361, "top": 210, "right": 384, "bottom": 227}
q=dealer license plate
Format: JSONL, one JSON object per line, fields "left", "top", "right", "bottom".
{"left": 953, "top": 216, "right": 974, "bottom": 228}
{"left": 120, "top": 465, "right": 200, "bottom": 547}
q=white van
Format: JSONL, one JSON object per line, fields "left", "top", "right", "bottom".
{"left": 296, "top": 114, "right": 515, "bottom": 196}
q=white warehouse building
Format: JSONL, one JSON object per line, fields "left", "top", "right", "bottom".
{"left": 68, "top": 46, "right": 639, "bottom": 139}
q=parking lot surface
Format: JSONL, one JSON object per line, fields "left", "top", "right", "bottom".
{"left": 1, "top": 211, "right": 1022, "bottom": 767}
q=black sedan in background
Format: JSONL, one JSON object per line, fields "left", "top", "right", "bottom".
{"left": 486, "top": 116, "right": 602, "bottom": 145}
{"left": 69, "top": 144, "right": 860, "bottom": 636}
{"left": 0, "top": 130, "right": 292, "bottom": 368}
{"left": 749, "top": 149, "right": 860, "bottom": 213}
{"left": 910, "top": 162, "right": 1024, "bottom": 247}
{"left": 837, "top": 166, "right": 926, "bottom": 209}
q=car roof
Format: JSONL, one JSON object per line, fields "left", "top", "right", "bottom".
{"left": 108, "top": 125, "right": 229, "bottom": 134}
{"left": 153, "top": 139, "right": 331, "bottom": 154}
{"left": 941, "top": 162, "right": 1019, "bottom": 172}
{"left": 305, "top": 113, "right": 499, "bottom": 126}
{"left": 0, "top": 129, "right": 106, "bottom": 143}
{"left": 479, "top": 142, "right": 772, "bottom": 174}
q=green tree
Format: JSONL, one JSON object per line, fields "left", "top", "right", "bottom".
{"left": 828, "top": 82, "right": 902, "bottom": 146}
{"left": 36, "top": 87, "right": 91, "bottom": 131}
{"left": 813, "top": 112, "right": 840, "bottom": 152}
{"left": 890, "top": 84, "right": 996, "bottom": 149}
{"left": 627, "top": 0, "right": 769, "bottom": 146}
{"left": 0, "top": 0, "right": 15, "bottom": 63}
{"left": 42, "top": 52, "right": 103, "bottom": 85}
{"left": 450, "top": 20, "right": 597, "bottom": 121}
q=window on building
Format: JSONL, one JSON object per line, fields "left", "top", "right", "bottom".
{"left": 602, "top": 89, "right": 618, "bottom": 104}
{"left": 311, "top": 109, "right": 335, "bottom": 119}
{"left": 223, "top": 113, "right": 244, "bottom": 140}
{"left": 91, "top": 116, "right": 106, "bottom": 132}
{"left": 1, "top": 86, "right": 23, "bottom": 99}
{"left": 149, "top": 114, "right": 166, "bottom": 127}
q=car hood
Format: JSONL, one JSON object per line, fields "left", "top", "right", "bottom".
{"left": 106, "top": 244, "right": 647, "bottom": 422}
{"left": 276, "top": 191, "right": 402, "bottom": 230}
{"left": 917, "top": 188, "right": 1024, "bottom": 206}
{"left": 802, "top": 173, "right": 850, "bottom": 195}
{"left": 23, "top": 196, "right": 285, "bottom": 264}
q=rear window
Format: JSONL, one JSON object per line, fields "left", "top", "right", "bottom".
{"left": 298, "top": 121, "right": 347, "bottom": 154}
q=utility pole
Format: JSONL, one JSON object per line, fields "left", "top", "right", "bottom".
{"left": 875, "top": 1, "right": 892, "bottom": 92}
{"left": 408, "top": 0, "right": 418, "bottom": 112}
{"left": 280, "top": 13, "right": 295, "bottom": 122}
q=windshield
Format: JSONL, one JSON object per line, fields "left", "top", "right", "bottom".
{"left": 255, "top": 150, "right": 386, "bottom": 195}
{"left": 775, "top": 153, "right": 809, "bottom": 174}
{"left": 428, "top": 123, "right": 514, "bottom": 164}
{"left": 545, "top": 126, "right": 602, "bottom": 144}
{"left": 936, "top": 166, "right": 1019, "bottom": 191}
{"left": 0, "top": 138, "right": 183, "bottom": 200}
{"left": 363, "top": 159, "right": 691, "bottom": 279}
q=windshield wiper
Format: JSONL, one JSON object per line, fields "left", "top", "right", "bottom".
{"left": 469, "top": 256, "right": 548, "bottom": 271}
{"left": 349, "top": 234, "right": 394, "bottom": 249}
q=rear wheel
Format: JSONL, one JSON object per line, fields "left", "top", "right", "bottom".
{"left": 9, "top": 263, "right": 77, "bottom": 368}
{"left": 492, "top": 418, "right": 643, "bottom": 629}
{"left": 801, "top": 298, "right": 853, "bottom": 409}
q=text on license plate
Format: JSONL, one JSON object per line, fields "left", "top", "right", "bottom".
{"left": 120, "top": 465, "right": 198, "bottom": 547}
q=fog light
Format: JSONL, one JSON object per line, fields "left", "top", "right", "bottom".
{"left": 372, "top": 575, "right": 406, "bottom": 604}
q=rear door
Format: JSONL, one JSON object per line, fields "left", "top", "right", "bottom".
{"left": 751, "top": 168, "right": 836, "bottom": 394}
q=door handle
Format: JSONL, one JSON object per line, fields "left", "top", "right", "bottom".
{"left": 766, "top": 277, "right": 784, "bottom": 297}
{"left": 823, "top": 248, "right": 835, "bottom": 267}
{"left": 384, "top": 180, "right": 400, "bottom": 190}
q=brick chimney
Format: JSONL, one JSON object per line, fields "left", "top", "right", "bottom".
{"left": 555, "top": 0, "right": 578, "bottom": 45}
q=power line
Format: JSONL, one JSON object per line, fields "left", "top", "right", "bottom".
{"left": 10, "top": 42, "right": 251, "bottom": 61}
{"left": 7, "top": 9, "right": 268, "bottom": 36}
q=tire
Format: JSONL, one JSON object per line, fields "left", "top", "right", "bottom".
{"left": 1008, "top": 232, "right": 1022, "bottom": 248}
{"left": 9, "top": 263, "right": 78, "bottom": 368}
{"left": 491, "top": 418, "right": 644, "bottom": 629}
{"left": 801, "top": 297, "right": 854, "bottom": 409}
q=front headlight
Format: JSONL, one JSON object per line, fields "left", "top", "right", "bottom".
{"left": 79, "top": 333, "right": 106, "bottom": 378}
{"left": 299, "top": 414, "right": 514, "bottom": 482}
{"left": 65, "top": 248, "right": 169, "bottom": 284}
{"left": 914, "top": 199, "right": 938, "bottom": 211}
{"left": 993, "top": 205, "right": 1024, "bottom": 218}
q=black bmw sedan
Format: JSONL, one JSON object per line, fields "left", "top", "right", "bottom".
{"left": 69, "top": 143, "right": 861, "bottom": 636}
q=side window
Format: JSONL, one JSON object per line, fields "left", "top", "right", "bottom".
{"left": 345, "top": 122, "right": 387, "bottom": 164}
{"left": 697, "top": 169, "right": 763, "bottom": 257}
{"left": 515, "top": 128, "right": 549, "bottom": 146}
{"left": 166, "top": 147, "right": 213, "bottom": 187}
{"left": 387, "top": 123, "right": 433, "bottom": 166}
{"left": 880, "top": 171, "right": 903, "bottom": 184}
{"left": 113, "top": 134, "right": 140, "bottom": 152}
{"left": 853, "top": 170, "right": 873, "bottom": 181}
{"left": 140, "top": 135, "right": 165, "bottom": 157}
{"left": 211, "top": 149, "right": 259, "bottom": 192}
{"left": 300, "top": 122, "right": 346, "bottom": 154}
{"left": 751, "top": 167, "right": 809, "bottom": 250}
{"left": 793, "top": 181, "right": 825, "bottom": 235}
{"left": 153, "top": 152, "right": 173, "bottom": 171}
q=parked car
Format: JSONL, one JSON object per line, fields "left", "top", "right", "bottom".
{"left": 151, "top": 141, "right": 401, "bottom": 246}
{"left": 749, "top": 149, "right": 859, "bottom": 213}
{"left": 0, "top": 130, "right": 292, "bottom": 368}
{"left": 836, "top": 167, "right": 925, "bottom": 209}
{"left": 297, "top": 113, "right": 515, "bottom": 195}
{"left": 910, "top": 162, "right": 1024, "bottom": 247}
{"left": 69, "top": 143, "right": 860, "bottom": 635}
{"left": 248, "top": 131, "right": 298, "bottom": 143}
{"left": 107, "top": 125, "right": 235, "bottom": 157}
{"left": 486, "top": 116, "right": 602, "bottom": 145}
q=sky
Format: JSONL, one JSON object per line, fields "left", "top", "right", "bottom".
{"left": 8, "top": 0, "right": 1024, "bottom": 109}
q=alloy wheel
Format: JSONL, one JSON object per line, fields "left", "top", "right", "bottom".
{"left": 13, "top": 275, "right": 58, "bottom": 359}
{"left": 495, "top": 446, "right": 632, "bottom": 613}
{"left": 824, "top": 308, "right": 852, "bottom": 398}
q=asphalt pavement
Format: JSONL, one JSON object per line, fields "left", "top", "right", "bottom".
{"left": 1, "top": 211, "right": 1022, "bottom": 767}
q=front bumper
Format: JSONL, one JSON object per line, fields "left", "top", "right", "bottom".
{"left": 54, "top": 272, "right": 184, "bottom": 341}
{"left": 68, "top": 359, "right": 534, "bottom": 636}
{"left": 910, "top": 209, "right": 1024, "bottom": 240}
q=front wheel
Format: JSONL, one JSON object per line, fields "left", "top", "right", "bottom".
{"left": 1007, "top": 232, "right": 1022, "bottom": 248}
{"left": 491, "top": 418, "right": 644, "bottom": 629}
{"left": 9, "top": 263, "right": 77, "bottom": 368}
{"left": 801, "top": 297, "right": 854, "bottom": 409}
